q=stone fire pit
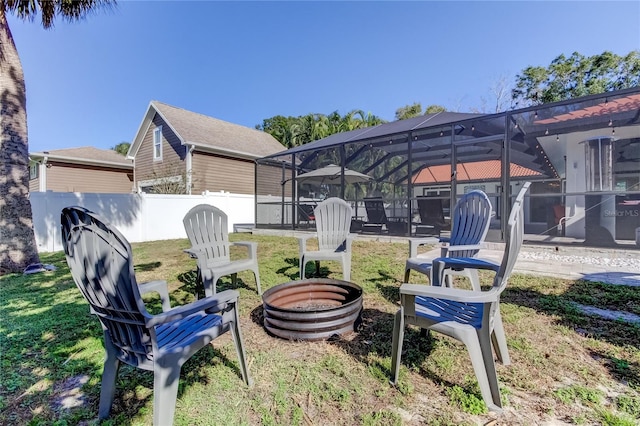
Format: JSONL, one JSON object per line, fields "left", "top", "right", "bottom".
{"left": 262, "top": 278, "right": 363, "bottom": 341}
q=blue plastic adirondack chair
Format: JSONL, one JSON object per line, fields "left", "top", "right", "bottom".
{"left": 298, "top": 197, "right": 353, "bottom": 281}
{"left": 391, "top": 183, "right": 530, "bottom": 412}
{"left": 405, "top": 190, "right": 493, "bottom": 291}
{"left": 61, "top": 206, "right": 252, "bottom": 425}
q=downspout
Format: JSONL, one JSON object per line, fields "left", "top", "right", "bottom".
{"left": 186, "top": 144, "right": 195, "bottom": 195}
{"left": 39, "top": 156, "right": 48, "bottom": 192}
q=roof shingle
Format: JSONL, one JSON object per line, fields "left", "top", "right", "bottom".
{"left": 152, "top": 101, "right": 285, "bottom": 157}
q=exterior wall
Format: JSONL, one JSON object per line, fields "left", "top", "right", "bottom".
{"left": 257, "top": 163, "right": 292, "bottom": 197}
{"left": 29, "top": 176, "right": 40, "bottom": 192}
{"left": 135, "top": 113, "right": 186, "bottom": 191}
{"left": 44, "top": 162, "right": 133, "bottom": 193}
{"left": 191, "top": 151, "right": 255, "bottom": 194}
{"left": 30, "top": 191, "right": 255, "bottom": 253}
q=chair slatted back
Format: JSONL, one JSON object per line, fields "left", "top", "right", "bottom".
{"left": 448, "top": 190, "right": 493, "bottom": 257}
{"left": 183, "top": 205, "right": 230, "bottom": 267}
{"left": 314, "top": 198, "right": 352, "bottom": 251}
{"left": 363, "top": 197, "right": 387, "bottom": 224}
{"left": 494, "top": 183, "right": 530, "bottom": 292}
{"left": 61, "top": 207, "right": 154, "bottom": 368}
{"left": 417, "top": 197, "right": 447, "bottom": 227}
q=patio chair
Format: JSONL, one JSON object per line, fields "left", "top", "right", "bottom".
{"left": 183, "top": 204, "right": 262, "bottom": 296}
{"left": 363, "top": 197, "right": 388, "bottom": 233}
{"left": 415, "top": 197, "right": 449, "bottom": 236}
{"left": 61, "top": 206, "right": 251, "bottom": 426}
{"left": 391, "top": 183, "right": 530, "bottom": 412}
{"left": 298, "top": 197, "right": 353, "bottom": 281}
{"left": 298, "top": 203, "right": 316, "bottom": 228}
{"left": 405, "top": 190, "right": 492, "bottom": 291}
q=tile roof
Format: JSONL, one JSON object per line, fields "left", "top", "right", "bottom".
{"left": 412, "top": 160, "right": 542, "bottom": 184}
{"left": 30, "top": 146, "right": 133, "bottom": 168}
{"left": 535, "top": 93, "right": 640, "bottom": 125}
{"left": 152, "top": 101, "right": 285, "bottom": 157}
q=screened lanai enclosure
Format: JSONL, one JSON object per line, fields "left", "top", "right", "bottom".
{"left": 255, "top": 87, "right": 640, "bottom": 248}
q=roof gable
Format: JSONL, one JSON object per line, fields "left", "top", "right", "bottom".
{"left": 128, "top": 101, "right": 285, "bottom": 159}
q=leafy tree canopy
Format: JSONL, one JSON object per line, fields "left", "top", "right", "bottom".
{"left": 258, "top": 110, "right": 385, "bottom": 148}
{"left": 3, "top": 0, "right": 116, "bottom": 28}
{"left": 395, "top": 102, "right": 422, "bottom": 120}
{"left": 512, "top": 50, "right": 640, "bottom": 107}
{"left": 111, "top": 141, "right": 130, "bottom": 156}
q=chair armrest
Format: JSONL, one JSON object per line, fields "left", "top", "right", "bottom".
{"left": 431, "top": 257, "right": 499, "bottom": 287}
{"left": 345, "top": 234, "right": 354, "bottom": 252}
{"left": 400, "top": 283, "right": 498, "bottom": 303}
{"left": 232, "top": 241, "right": 258, "bottom": 258}
{"left": 297, "top": 235, "right": 313, "bottom": 254}
{"left": 441, "top": 243, "right": 485, "bottom": 256}
{"left": 139, "top": 280, "right": 172, "bottom": 312}
{"left": 183, "top": 248, "right": 200, "bottom": 259}
{"left": 146, "top": 289, "right": 240, "bottom": 327}
{"left": 408, "top": 237, "right": 439, "bottom": 258}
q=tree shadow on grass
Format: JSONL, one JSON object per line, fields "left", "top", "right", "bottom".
{"left": 275, "top": 257, "right": 300, "bottom": 280}
{"left": 0, "top": 258, "right": 249, "bottom": 425}
{"left": 134, "top": 261, "right": 162, "bottom": 272}
{"left": 502, "top": 278, "right": 640, "bottom": 390}
{"left": 176, "top": 269, "right": 257, "bottom": 299}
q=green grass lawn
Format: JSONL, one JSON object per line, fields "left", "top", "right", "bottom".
{"left": 1, "top": 234, "right": 639, "bottom": 425}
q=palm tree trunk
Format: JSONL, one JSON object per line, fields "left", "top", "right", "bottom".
{"left": 0, "top": 14, "right": 40, "bottom": 274}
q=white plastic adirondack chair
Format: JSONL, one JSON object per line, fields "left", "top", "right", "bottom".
{"left": 391, "top": 183, "right": 530, "bottom": 412}
{"left": 61, "top": 207, "right": 251, "bottom": 426}
{"left": 298, "top": 197, "right": 353, "bottom": 281}
{"left": 183, "top": 204, "right": 262, "bottom": 296}
{"left": 405, "top": 190, "right": 492, "bottom": 291}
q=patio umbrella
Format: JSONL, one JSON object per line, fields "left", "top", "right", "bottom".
{"left": 296, "top": 164, "right": 371, "bottom": 219}
{"left": 296, "top": 164, "right": 372, "bottom": 185}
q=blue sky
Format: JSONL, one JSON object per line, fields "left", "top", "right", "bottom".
{"left": 7, "top": 1, "right": 640, "bottom": 153}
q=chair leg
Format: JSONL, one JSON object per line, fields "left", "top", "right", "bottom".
{"left": 404, "top": 267, "right": 411, "bottom": 283}
{"left": 231, "top": 273, "right": 238, "bottom": 286}
{"left": 342, "top": 256, "right": 351, "bottom": 282}
{"left": 390, "top": 308, "right": 405, "bottom": 385}
{"left": 153, "top": 363, "right": 181, "bottom": 426}
{"left": 314, "top": 261, "right": 320, "bottom": 277}
{"left": 466, "top": 269, "right": 481, "bottom": 291}
{"left": 300, "top": 257, "right": 306, "bottom": 280}
{"left": 98, "top": 337, "right": 121, "bottom": 420}
{"left": 462, "top": 330, "right": 499, "bottom": 412}
{"left": 252, "top": 267, "right": 262, "bottom": 295}
{"left": 491, "top": 310, "right": 511, "bottom": 365}
{"left": 477, "top": 325, "right": 503, "bottom": 411}
{"left": 202, "top": 271, "right": 217, "bottom": 297}
{"left": 229, "top": 308, "right": 253, "bottom": 387}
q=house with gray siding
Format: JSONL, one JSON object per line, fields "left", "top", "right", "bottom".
{"left": 29, "top": 147, "right": 134, "bottom": 193}
{"left": 127, "top": 101, "right": 285, "bottom": 195}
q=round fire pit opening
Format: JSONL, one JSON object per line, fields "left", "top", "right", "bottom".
{"left": 262, "top": 278, "right": 363, "bottom": 341}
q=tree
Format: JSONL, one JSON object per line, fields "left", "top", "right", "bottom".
{"left": 259, "top": 110, "right": 386, "bottom": 148}
{"left": 424, "top": 104, "right": 446, "bottom": 114}
{"left": 473, "top": 75, "right": 513, "bottom": 113}
{"left": 395, "top": 103, "right": 446, "bottom": 120}
{"left": 111, "top": 141, "right": 130, "bottom": 156}
{"left": 395, "top": 102, "right": 422, "bottom": 120}
{"left": 512, "top": 50, "right": 640, "bottom": 107}
{"left": 0, "top": 0, "right": 116, "bottom": 274}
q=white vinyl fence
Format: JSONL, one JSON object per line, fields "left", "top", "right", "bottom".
{"left": 31, "top": 191, "right": 255, "bottom": 253}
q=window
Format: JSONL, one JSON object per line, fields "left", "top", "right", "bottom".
{"left": 29, "top": 162, "right": 38, "bottom": 180}
{"left": 153, "top": 126, "right": 163, "bottom": 160}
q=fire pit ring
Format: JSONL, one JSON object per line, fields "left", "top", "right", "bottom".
{"left": 262, "top": 278, "right": 363, "bottom": 341}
